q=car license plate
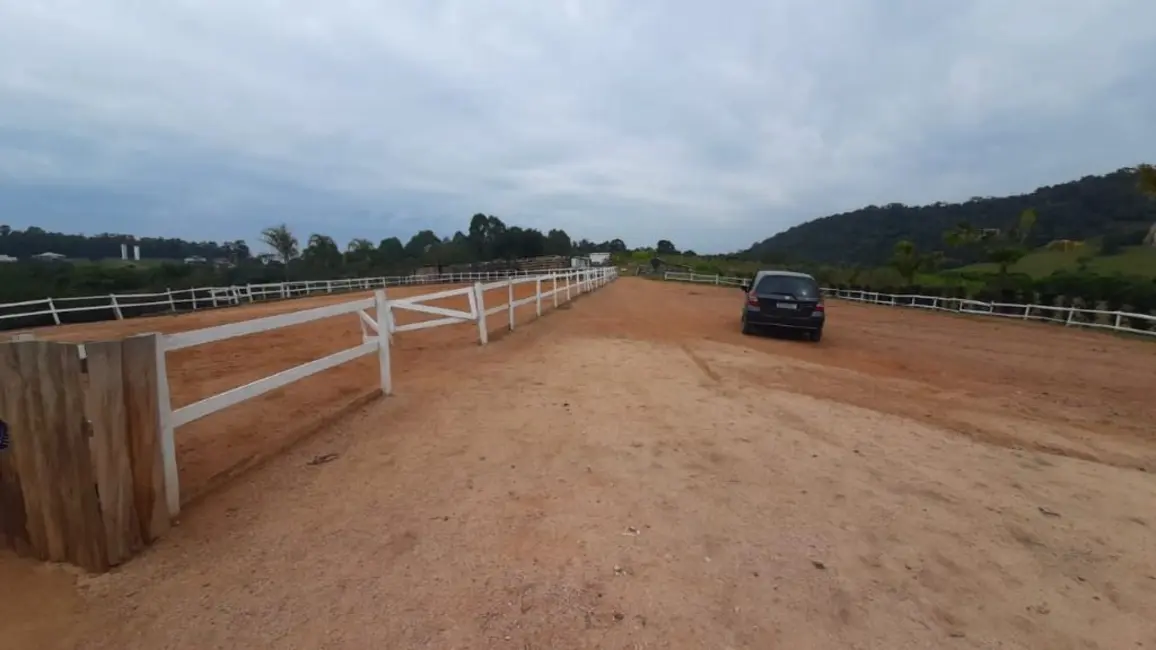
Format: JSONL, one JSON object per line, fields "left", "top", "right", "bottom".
{"left": 777, "top": 302, "right": 797, "bottom": 310}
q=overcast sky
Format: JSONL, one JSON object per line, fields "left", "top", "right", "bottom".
{"left": 1, "top": 1, "right": 1154, "bottom": 253}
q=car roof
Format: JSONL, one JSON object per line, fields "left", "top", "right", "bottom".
{"left": 754, "top": 269, "right": 816, "bottom": 280}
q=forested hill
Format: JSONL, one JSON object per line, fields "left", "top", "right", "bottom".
{"left": 743, "top": 167, "right": 1156, "bottom": 267}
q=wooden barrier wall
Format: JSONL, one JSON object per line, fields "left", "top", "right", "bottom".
{"left": 0, "top": 334, "right": 169, "bottom": 572}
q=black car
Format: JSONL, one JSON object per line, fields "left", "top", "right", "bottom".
{"left": 740, "top": 270, "right": 825, "bottom": 341}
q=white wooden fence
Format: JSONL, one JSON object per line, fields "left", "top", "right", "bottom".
{"left": 663, "top": 271, "right": 1156, "bottom": 337}
{"left": 154, "top": 267, "right": 617, "bottom": 515}
{"left": 0, "top": 269, "right": 561, "bottom": 327}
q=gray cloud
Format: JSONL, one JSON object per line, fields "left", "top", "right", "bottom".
{"left": 1, "top": 0, "right": 1154, "bottom": 253}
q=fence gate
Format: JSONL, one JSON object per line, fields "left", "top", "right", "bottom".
{"left": 0, "top": 336, "right": 170, "bottom": 572}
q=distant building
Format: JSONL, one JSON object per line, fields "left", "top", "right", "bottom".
{"left": 31, "top": 252, "right": 66, "bottom": 262}
{"left": 183, "top": 255, "right": 208, "bottom": 264}
{"left": 0, "top": 254, "right": 16, "bottom": 263}
{"left": 570, "top": 256, "right": 591, "bottom": 269}
{"left": 588, "top": 252, "right": 611, "bottom": 265}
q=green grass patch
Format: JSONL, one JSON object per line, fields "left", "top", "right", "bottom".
{"left": 953, "top": 246, "right": 1156, "bottom": 279}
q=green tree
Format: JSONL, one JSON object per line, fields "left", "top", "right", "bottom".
{"left": 1138, "top": 164, "right": 1156, "bottom": 196}
{"left": 344, "top": 238, "right": 376, "bottom": 272}
{"left": 656, "top": 239, "right": 678, "bottom": 255}
{"left": 376, "top": 237, "right": 405, "bottom": 268}
{"left": 889, "top": 240, "right": 933, "bottom": 286}
{"left": 943, "top": 209, "right": 1036, "bottom": 279}
{"left": 404, "top": 230, "right": 442, "bottom": 262}
{"left": 302, "top": 234, "right": 342, "bottom": 272}
{"left": 545, "top": 229, "right": 573, "bottom": 256}
{"left": 260, "top": 224, "right": 299, "bottom": 278}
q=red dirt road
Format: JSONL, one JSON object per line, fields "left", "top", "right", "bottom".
{"left": 3, "top": 278, "right": 1155, "bottom": 649}
{"left": 25, "top": 280, "right": 563, "bottom": 501}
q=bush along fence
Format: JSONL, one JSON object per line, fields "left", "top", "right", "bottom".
{"left": 663, "top": 271, "right": 1156, "bottom": 337}
{"left": 0, "top": 267, "right": 616, "bottom": 572}
{"left": 0, "top": 268, "right": 565, "bottom": 331}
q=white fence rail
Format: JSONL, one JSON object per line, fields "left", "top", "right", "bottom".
{"left": 663, "top": 271, "right": 1156, "bottom": 337}
{"left": 0, "top": 269, "right": 566, "bottom": 327}
{"left": 155, "top": 267, "right": 618, "bottom": 515}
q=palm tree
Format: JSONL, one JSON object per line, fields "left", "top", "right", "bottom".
{"left": 344, "top": 238, "right": 375, "bottom": 266}
{"left": 260, "top": 224, "right": 299, "bottom": 279}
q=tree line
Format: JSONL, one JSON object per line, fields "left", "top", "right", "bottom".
{"left": 254, "top": 214, "right": 627, "bottom": 279}
{"left": 743, "top": 165, "right": 1156, "bottom": 267}
{"left": 0, "top": 213, "right": 630, "bottom": 312}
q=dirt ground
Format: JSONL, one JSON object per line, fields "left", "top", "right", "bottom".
{"left": 3, "top": 277, "right": 1155, "bottom": 649}
{"left": 21, "top": 279, "right": 562, "bottom": 501}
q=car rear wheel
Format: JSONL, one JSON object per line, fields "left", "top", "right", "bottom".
{"left": 809, "top": 329, "right": 823, "bottom": 343}
{"left": 741, "top": 320, "right": 754, "bottom": 335}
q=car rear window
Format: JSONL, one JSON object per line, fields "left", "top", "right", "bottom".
{"left": 755, "top": 275, "right": 819, "bottom": 298}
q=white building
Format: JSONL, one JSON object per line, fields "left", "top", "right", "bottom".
{"left": 588, "top": 252, "right": 611, "bottom": 265}
{"left": 31, "top": 252, "right": 66, "bottom": 262}
{"left": 0, "top": 254, "right": 17, "bottom": 263}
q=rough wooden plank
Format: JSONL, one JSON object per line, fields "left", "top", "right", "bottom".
{"left": 84, "top": 341, "right": 141, "bottom": 566}
{"left": 41, "top": 342, "right": 108, "bottom": 572}
{"left": 13, "top": 342, "right": 61, "bottom": 560}
{"left": 0, "top": 343, "right": 32, "bottom": 556}
{"left": 121, "top": 334, "right": 170, "bottom": 542}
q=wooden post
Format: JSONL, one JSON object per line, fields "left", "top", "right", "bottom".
{"left": 84, "top": 341, "right": 143, "bottom": 565}
{"left": 122, "top": 334, "right": 176, "bottom": 530}
{"left": 0, "top": 341, "right": 109, "bottom": 571}
{"left": 473, "top": 282, "right": 488, "bottom": 345}
{"left": 0, "top": 341, "right": 34, "bottom": 558}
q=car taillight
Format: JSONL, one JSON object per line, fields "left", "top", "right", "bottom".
{"left": 746, "top": 292, "right": 759, "bottom": 307}
{"left": 814, "top": 303, "right": 825, "bottom": 312}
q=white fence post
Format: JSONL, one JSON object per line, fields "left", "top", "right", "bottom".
{"left": 535, "top": 278, "right": 542, "bottom": 317}
{"left": 553, "top": 274, "right": 559, "bottom": 308}
{"left": 47, "top": 297, "right": 61, "bottom": 325}
{"left": 473, "top": 282, "right": 488, "bottom": 345}
{"left": 508, "top": 278, "right": 515, "bottom": 330}
{"left": 151, "top": 334, "right": 179, "bottom": 517}
{"left": 374, "top": 290, "right": 392, "bottom": 396}
{"left": 110, "top": 294, "right": 124, "bottom": 320}
{"left": 167, "top": 289, "right": 176, "bottom": 312}
{"left": 566, "top": 273, "right": 572, "bottom": 302}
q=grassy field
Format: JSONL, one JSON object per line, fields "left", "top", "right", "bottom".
{"left": 953, "top": 246, "right": 1156, "bottom": 278}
